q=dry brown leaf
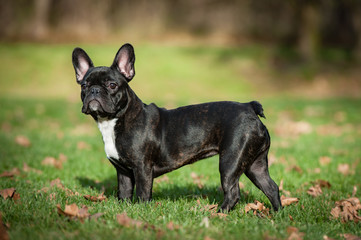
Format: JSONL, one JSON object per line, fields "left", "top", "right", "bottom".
{"left": 83, "top": 193, "right": 107, "bottom": 202}
{"left": 287, "top": 226, "right": 305, "bottom": 240}
{"left": 23, "top": 163, "right": 42, "bottom": 174}
{"left": 57, "top": 204, "right": 90, "bottom": 220}
{"left": 0, "top": 168, "right": 21, "bottom": 178}
{"left": 281, "top": 195, "right": 299, "bottom": 206}
{"left": 166, "top": 221, "right": 180, "bottom": 230}
{"left": 202, "top": 204, "right": 218, "bottom": 213}
{"left": 0, "top": 188, "right": 15, "bottom": 200}
{"left": 307, "top": 185, "right": 323, "bottom": 197}
{"left": 330, "top": 197, "right": 361, "bottom": 223}
{"left": 116, "top": 212, "right": 143, "bottom": 228}
{"left": 342, "top": 233, "right": 361, "bottom": 240}
{"left": 89, "top": 212, "right": 104, "bottom": 221}
{"left": 15, "top": 135, "right": 31, "bottom": 147}
{"left": 63, "top": 203, "right": 79, "bottom": 217}
{"left": 337, "top": 164, "right": 351, "bottom": 176}
{"left": 319, "top": 156, "right": 331, "bottom": 166}
{"left": 287, "top": 165, "right": 303, "bottom": 174}
{"left": 50, "top": 178, "right": 65, "bottom": 189}
{"left": 245, "top": 200, "right": 270, "bottom": 217}
{"left": 0, "top": 212, "right": 9, "bottom": 240}
{"left": 312, "top": 179, "right": 331, "bottom": 189}
{"left": 41, "top": 154, "right": 66, "bottom": 169}
{"left": 12, "top": 192, "right": 21, "bottom": 204}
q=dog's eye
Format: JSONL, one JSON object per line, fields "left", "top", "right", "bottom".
{"left": 81, "top": 84, "right": 86, "bottom": 90}
{"left": 109, "top": 83, "right": 117, "bottom": 89}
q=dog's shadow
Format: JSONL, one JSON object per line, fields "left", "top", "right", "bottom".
{"left": 76, "top": 176, "right": 252, "bottom": 205}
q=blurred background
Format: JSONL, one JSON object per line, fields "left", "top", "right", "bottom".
{"left": 0, "top": 0, "right": 360, "bottom": 102}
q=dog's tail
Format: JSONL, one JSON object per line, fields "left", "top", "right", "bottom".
{"left": 250, "top": 101, "right": 266, "bottom": 119}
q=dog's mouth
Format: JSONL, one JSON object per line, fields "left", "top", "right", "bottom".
{"left": 82, "top": 99, "right": 105, "bottom": 115}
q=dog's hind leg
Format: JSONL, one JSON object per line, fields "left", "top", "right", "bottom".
{"left": 245, "top": 149, "right": 282, "bottom": 211}
{"left": 218, "top": 140, "right": 250, "bottom": 212}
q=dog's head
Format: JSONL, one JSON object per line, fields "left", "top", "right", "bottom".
{"left": 72, "top": 44, "right": 135, "bottom": 119}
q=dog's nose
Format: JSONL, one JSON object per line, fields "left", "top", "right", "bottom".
{"left": 91, "top": 87, "right": 100, "bottom": 96}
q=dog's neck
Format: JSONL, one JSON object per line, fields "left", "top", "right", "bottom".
{"left": 115, "top": 87, "right": 144, "bottom": 122}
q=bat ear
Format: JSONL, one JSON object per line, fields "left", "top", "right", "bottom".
{"left": 111, "top": 43, "right": 135, "bottom": 82}
{"left": 72, "top": 48, "right": 94, "bottom": 83}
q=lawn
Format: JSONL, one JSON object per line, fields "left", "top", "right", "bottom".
{"left": 0, "top": 43, "right": 360, "bottom": 240}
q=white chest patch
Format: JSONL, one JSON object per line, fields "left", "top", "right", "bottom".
{"left": 97, "top": 118, "right": 119, "bottom": 160}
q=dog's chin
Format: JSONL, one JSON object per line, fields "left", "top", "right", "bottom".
{"left": 82, "top": 99, "right": 109, "bottom": 117}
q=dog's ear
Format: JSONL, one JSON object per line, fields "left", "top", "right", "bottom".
{"left": 111, "top": 43, "right": 135, "bottom": 82}
{"left": 72, "top": 48, "right": 94, "bottom": 84}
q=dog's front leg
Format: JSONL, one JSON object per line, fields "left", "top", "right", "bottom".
{"left": 116, "top": 169, "right": 135, "bottom": 201}
{"left": 134, "top": 162, "right": 154, "bottom": 202}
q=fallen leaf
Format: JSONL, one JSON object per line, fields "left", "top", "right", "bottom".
{"left": 50, "top": 178, "right": 64, "bottom": 189}
{"left": 307, "top": 185, "right": 323, "bottom": 197}
{"left": 15, "top": 135, "right": 31, "bottom": 147}
{"left": 12, "top": 192, "right": 21, "bottom": 204}
{"left": 23, "top": 163, "right": 42, "bottom": 174}
{"left": 281, "top": 195, "right": 299, "bottom": 206}
{"left": 330, "top": 197, "right": 361, "bottom": 223}
{"left": 116, "top": 212, "right": 143, "bottom": 228}
{"left": 42, "top": 155, "right": 66, "bottom": 169}
{"left": 57, "top": 204, "right": 90, "bottom": 221}
{"left": 287, "top": 165, "right": 303, "bottom": 174}
{"left": 245, "top": 200, "right": 270, "bottom": 217}
{"left": 312, "top": 179, "right": 331, "bottom": 189}
{"left": 202, "top": 204, "right": 218, "bottom": 213}
{"left": 337, "top": 163, "right": 351, "bottom": 176}
{"left": 319, "top": 156, "right": 331, "bottom": 166}
{"left": 0, "top": 212, "right": 9, "bottom": 240}
{"left": 84, "top": 193, "right": 107, "bottom": 202}
{"left": 287, "top": 226, "right": 305, "bottom": 240}
{"left": 0, "top": 188, "right": 15, "bottom": 200}
{"left": 63, "top": 203, "right": 79, "bottom": 217}
{"left": 342, "top": 233, "right": 361, "bottom": 240}
{"left": 0, "top": 168, "right": 21, "bottom": 178}
{"left": 77, "top": 205, "right": 90, "bottom": 219}
{"left": 166, "top": 221, "right": 180, "bottom": 230}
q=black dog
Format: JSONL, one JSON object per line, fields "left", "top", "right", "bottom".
{"left": 72, "top": 43, "right": 281, "bottom": 212}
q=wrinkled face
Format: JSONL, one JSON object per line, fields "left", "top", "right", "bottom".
{"left": 72, "top": 44, "right": 135, "bottom": 119}
{"left": 79, "top": 67, "right": 129, "bottom": 118}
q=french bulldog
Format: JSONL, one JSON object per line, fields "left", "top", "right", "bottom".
{"left": 72, "top": 43, "right": 281, "bottom": 212}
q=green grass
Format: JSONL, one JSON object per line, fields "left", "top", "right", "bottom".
{"left": 0, "top": 43, "right": 360, "bottom": 239}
